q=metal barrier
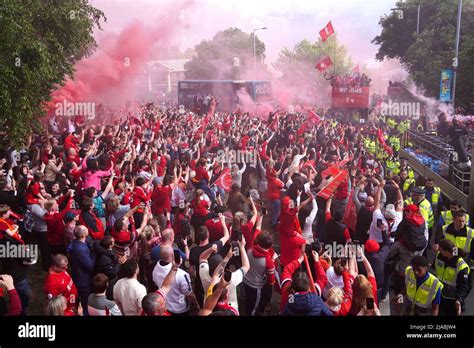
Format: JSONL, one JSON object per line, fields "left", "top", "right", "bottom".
{"left": 401, "top": 130, "right": 474, "bottom": 215}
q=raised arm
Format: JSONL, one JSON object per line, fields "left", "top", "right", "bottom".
{"left": 218, "top": 213, "right": 230, "bottom": 245}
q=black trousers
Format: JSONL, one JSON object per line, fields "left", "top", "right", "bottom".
{"left": 33, "top": 230, "right": 51, "bottom": 271}
{"left": 243, "top": 283, "right": 272, "bottom": 316}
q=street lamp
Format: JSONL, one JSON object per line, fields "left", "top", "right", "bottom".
{"left": 391, "top": 4, "right": 421, "bottom": 35}
{"left": 252, "top": 27, "right": 267, "bottom": 81}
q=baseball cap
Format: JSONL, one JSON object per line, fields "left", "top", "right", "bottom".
{"left": 384, "top": 204, "right": 397, "bottom": 219}
{"left": 364, "top": 239, "right": 380, "bottom": 253}
{"left": 404, "top": 204, "right": 420, "bottom": 213}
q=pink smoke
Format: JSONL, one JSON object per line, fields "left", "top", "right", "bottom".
{"left": 49, "top": 0, "right": 195, "bottom": 116}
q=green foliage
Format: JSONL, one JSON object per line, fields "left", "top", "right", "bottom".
{"left": 373, "top": 0, "right": 474, "bottom": 111}
{"left": 0, "top": 0, "right": 105, "bottom": 149}
{"left": 184, "top": 27, "right": 266, "bottom": 80}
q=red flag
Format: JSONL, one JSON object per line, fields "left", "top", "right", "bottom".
{"left": 352, "top": 64, "right": 360, "bottom": 74}
{"left": 269, "top": 113, "right": 279, "bottom": 131}
{"left": 317, "top": 170, "right": 349, "bottom": 200}
{"left": 319, "top": 21, "right": 335, "bottom": 42}
{"left": 308, "top": 110, "right": 321, "bottom": 125}
{"left": 377, "top": 128, "right": 393, "bottom": 156}
{"left": 343, "top": 189, "right": 357, "bottom": 233}
{"left": 315, "top": 56, "right": 332, "bottom": 72}
{"left": 215, "top": 167, "right": 233, "bottom": 192}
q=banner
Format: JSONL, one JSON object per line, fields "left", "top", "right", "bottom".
{"left": 331, "top": 86, "right": 370, "bottom": 108}
{"left": 317, "top": 170, "right": 348, "bottom": 200}
{"left": 439, "top": 69, "right": 453, "bottom": 102}
{"left": 315, "top": 56, "right": 332, "bottom": 72}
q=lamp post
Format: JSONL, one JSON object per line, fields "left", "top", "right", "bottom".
{"left": 452, "top": 0, "right": 463, "bottom": 110}
{"left": 252, "top": 27, "right": 267, "bottom": 81}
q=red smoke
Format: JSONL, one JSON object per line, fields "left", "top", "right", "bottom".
{"left": 49, "top": 0, "right": 194, "bottom": 115}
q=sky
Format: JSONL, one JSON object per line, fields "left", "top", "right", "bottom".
{"left": 91, "top": 0, "right": 399, "bottom": 69}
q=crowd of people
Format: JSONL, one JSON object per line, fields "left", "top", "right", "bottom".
{"left": 0, "top": 99, "right": 472, "bottom": 317}
{"left": 325, "top": 71, "right": 372, "bottom": 88}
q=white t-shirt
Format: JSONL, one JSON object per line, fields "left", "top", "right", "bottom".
{"left": 152, "top": 261, "right": 193, "bottom": 314}
{"left": 112, "top": 278, "right": 147, "bottom": 316}
{"left": 368, "top": 208, "right": 403, "bottom": 243}
{"left": 199, "top": 261, "right": 245, "bottom": 311}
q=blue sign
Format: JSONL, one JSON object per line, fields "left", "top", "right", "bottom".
{"left": 439, "top": 69, "right": 453, "bottom": 102}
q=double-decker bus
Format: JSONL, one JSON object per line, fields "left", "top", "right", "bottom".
{"left": 177, "top": 80, "right": 272, "bottom": 111}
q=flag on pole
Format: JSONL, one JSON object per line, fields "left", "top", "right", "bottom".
{"left": 214, "top": 167, "right": 233, "bottom": 192}
{"left": 343, "top": 188, "right": 357, "bottom": 233}
{"left": 352, "top": 64, "right": 360, "bottom": 74}
{"left": 315, "top": 56, "right": 332, "bottom": 72}
{"left": 308, "top": 110, "right": 322, "bottom": 125}
{"left": 319, "top": 21, "right": 335, "bottom": 42}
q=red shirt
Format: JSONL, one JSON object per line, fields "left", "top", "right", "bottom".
{"left": 195, "top": 166, "right": 210, "bottom": 182}
{"left": 241, "top": 221, "right": 255, "bottom": 249}
{"left": 64, "top": 134, "right": 79, "bottom": 150}
{"left": 44, "top": 270, "right": 78, "bottom": 312}
{"left": 191, "top": 198, "right": 209, "bottom": 217}
{"left": 279, "top": 231, "right": 306, "bottom": 267}
{"left": 130, "top": 186, "right": 151, "bottom": 210}
{"left": 151, "top": 185, "right": 171, "bottom": 215}
{"left": 267, "top": 177, "right": 284, "bottom": 201}
{"left": 25, "top": 182, "right": 42, "bottom": 205}
{"left": 44, "top": 198, "right": 73, "bottom": 246}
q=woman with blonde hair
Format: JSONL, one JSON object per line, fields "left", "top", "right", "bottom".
{"left": 325, "top": 248, "right": 357, "bottom": 316}
{"left": 45, "top": 295, "right": 82, "bottom": 316}
{"left": 349, "top": 247, "right": 380, "bottom": 316}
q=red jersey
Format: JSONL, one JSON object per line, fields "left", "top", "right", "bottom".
{"left": 44, "top": 270, "right": 78, "bottom": 311}
{"left": 151, "top": 185, "right": 171, "bottom": 215}
{"left": 64, "top": 134, "right": 79, "bottom": 150}
{"left": 191, "top": 197, "right": 209, "bottom": 217}
{"left": 130, "top": 186, "right": 151, "bottom": 211}
{"left": 25, "top": 182, "right": 42, "bottom": 205}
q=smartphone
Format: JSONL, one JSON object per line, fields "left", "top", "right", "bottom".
{"left": 236, "top": 230, "right": 243, "bottom": 242}
{"left": 261, "top": 206, "right": 267, "bottom": 215}
{"left": 173, "top": 250, "right": 181, "bottom": 264}
{"left": 366, "top": 297, "right": 374, "bottom": 310}
{"left": 376, "top": 218, "right": 383, "bottom": 228}
{"left": 223, "top": 269, "right": 232, "bottom": 282}
{"left": 246, "top": 191, "right": 251, "bottom": 198}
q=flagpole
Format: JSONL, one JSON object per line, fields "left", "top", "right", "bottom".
{"left": 333, "top": 35, "right": 336, "bottom": 74}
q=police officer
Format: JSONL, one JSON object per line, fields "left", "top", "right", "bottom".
{"left": 404, "top": 255, "right": 443, "bottom": 316}
{"left": 399, "top": 158, "right": 415, "bottom": 179}
{"left": 386, "top": 156, "right": 400, "bottom": 178}
{"left": 439, "top": 200, "right": 471, "bottom": 229}
{"left": 422, "top": 178, "right": 442, "bottom": 214}
{"left": 400, "top": 170, "right": 415, "bottom": 199}
{"left": 436, "top": 211, "right": 474, "bottom": 295}
{"left": 435, "top": 239, "right": 470, "bottom": 315}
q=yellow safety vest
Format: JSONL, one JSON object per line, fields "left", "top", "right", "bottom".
{"left": 386, "top": 160, "right": 400, "bottom": 174}
{"left": 435, "top": 254, "right": 469, "bottom": 299}
{"left": 442, "top": 225, "right": 474, "bottom": 256}
{"left": 441, "top": 211, "right": 471, "bottom": 229}
{"left": 389, "top": 136, "right": 400, "bottom": 151}
{"left": 402, "top": 178, "right": 415, "bottom": 193}
{"left": 368, "top": 141, "right": 376, "bottom": 154}
{"left": 405, "top": 266, "right": 443, "bottom": 314}
{"left": 421, "top": 186, "right": 441, "bottom": 206}
{"left": 404, "top": 198, "right": 434, "bottom": 228}
{"left": 387, "top": 118, "right": 396, "bottom": 129}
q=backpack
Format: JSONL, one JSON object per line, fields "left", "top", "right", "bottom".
{"left": 398, "top": 220, "right": 427, "bottom": 252}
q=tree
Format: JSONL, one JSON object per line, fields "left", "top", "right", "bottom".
{"left": 372, "top": 0, "right": 474, "bottom": 112}
{"left": 184, "top": 27, "right": 266, "bottom": 80}
{"left": 0, "top": 0, "right": 105, "bottom": 149}
{"left": 273, "top": 35, "right": 354, "bottom": 105}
